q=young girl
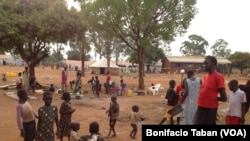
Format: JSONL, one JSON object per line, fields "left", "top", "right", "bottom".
{"left": 130, "top": 105, "right": 141, "bottom": 139}
{"left": 106, "top": 94, "right": 119, "bottom": 138}
{"left": 36, "top": 91, "right": 59, "bottom": 141}
{"left": 16, "top": 89, "right": 37, "bottom": 141}
{"left": 58, "top": 92, "right": 76, "bottom": 141}
{"left": 69, "top": 122, "right": 82, "bottom": 141}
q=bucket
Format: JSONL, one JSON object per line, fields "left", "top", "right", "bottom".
{"left": 127, "top": 89, "right": 132, "bottom": 97}
{"left": 168, "top": 104, "right": 183, "bottom": 117}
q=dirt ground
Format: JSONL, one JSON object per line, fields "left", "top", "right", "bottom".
{"left": 0, "top": 65, "right": 250, "bottom": 141}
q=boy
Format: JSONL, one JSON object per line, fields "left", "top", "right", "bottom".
{"left": 16, "top": 89, "right": 37, "bottom": 141}
{"left": 226, "top": 79, "right": 247, "bottom": 124}
{"left": 159, "top": 80, "right": 178, "bottom": 125}
{"left": 106, "top": 94, "right": 119, "bottom": 138}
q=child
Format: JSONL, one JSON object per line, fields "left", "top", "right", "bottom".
{"left": 16, "top": 89, "right": 37, "bottom": 141}
{"left": 80, "top": 122, "right": 104, "bottom": 141}
{"left": 159, "top": 79, "right": 178, "bottom": 125}
{"left": 16, "top": 72, "right": 23, "bottom": 91}
{"left": 69, "top": 122, "right": 82, "bottom": 141}
{"left": 49, "top": 84, "right": 56, "bottom": 92}
{"left": 36, "top": 91, "right": 59, "bottom": 141}
{"left": 88, "top": 77, "right": 96, "bottom": 95}
{"left": 150, "top": 83, "right": 156, "bottom": 95}
{"left": 2, "top": 73, "right": 6, "bottom": 81}
{"left": 120, "top": 79, "right": 126, "bottom": 96}
{"left": 130, "top": 105, "right": 141, "bottom": 139}
{"left": 175, "top": 78, "right": 186, "bottom": 125}
{"left": 73, "top": 71, "right": 82, "bottom": 94}
{"left": 226, "top": 79, "right": 247, "bottom": 125}
{"left": 59, "top": 92, "right": 76, "bottom": 141}
{"left": 106, "top": 94, "right": 119, "bottom": 138}
{"left": 95, "top": 76, "right": 100, "bottom": 97}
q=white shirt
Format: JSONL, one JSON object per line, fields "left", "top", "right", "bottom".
{"left": 226, "top": 88, "right": 247, "bottom": 117}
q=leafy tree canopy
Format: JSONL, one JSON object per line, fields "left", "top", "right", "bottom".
{"left": 179, "top": 34, "right": 209, "bottom": 56}
{"left": 228, "top": 51, "right": 250, "bottom": 74}
{"left": 210, "top": 39, "right": 231, "bottom": 57}
{"left": 0, "top": 0, "right": 86, "bottom": 76}
{"left": 83, "top": 0, "right": 197, "bottom": 89}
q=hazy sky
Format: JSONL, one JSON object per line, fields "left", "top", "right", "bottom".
{"left": 170, "top": 0, "right": 250, "bottom": 56}
{"left": 67, "top": 0, "right": 250, "bottom": 57}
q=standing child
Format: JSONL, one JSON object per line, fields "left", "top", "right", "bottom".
{"left": 175, "top": 78, "right": 186, "bottom": 125}
{"left": 129, "top": 105, "right": 141, "bottom": 139}
{"left": 58, "top": 92, "right": 76, "bottom": 141}
{"left": 120, "top": 79, "right": 126, "bottom": 96}
{"left": 16, "top": 72, "right": 23, "bottom": 91}
{"left": 61, "top": 66, "right": 68, "bottom": 92}
{"left": 88, "top": 77, "right": 96, "bottom": 95}
{"left": 95, "top": 76, "right": 100, "bottom": 97}
{"left": 69, "top": 122, "right": 82, "bottom": 141}
{"left": 73, "top": 71, "right": 82, "bottom": 94}
{"left": 36, "top": 91, "right": 59, "bottom": 141}
{"left": 159, "top": 80, "right": 178, "bottom": 125}
{"left": 106, "top": 94, "right": 119, "bottom": 138}
{"left": 16, "top": 89, "right": 37, "bottom": 141}
{"left": 226, "top": 79, "right": 247, "bottom": 125}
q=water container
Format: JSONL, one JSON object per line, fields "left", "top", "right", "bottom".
{"left": 127, "top": 89, "right": 132, "bottom": 97}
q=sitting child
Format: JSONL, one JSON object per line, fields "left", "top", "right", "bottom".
{"left": 2, "top": 73, "right": 6, "bottom": 81}
{"left": 49, "top": 84, "right": 55, "bottom": 92}
{"left": 150, "top": 83, "right": 156, "bottom": 95}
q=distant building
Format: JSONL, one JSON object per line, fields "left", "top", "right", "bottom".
{"left": 161, "top": 56, "right": 231, "bottom": 74}
{"left": 0, "top": 54, "right": 24, "bottom": 66}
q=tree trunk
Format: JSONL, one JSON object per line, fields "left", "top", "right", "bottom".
{"left": 81, "top": 52, "right": 85, "bottom": 77}
{"left": 29, "top": 65, "right": 35, "bottom": 80}
{"left": 106, "top": 38, "right": 112, "bottom": 72}
{"left": 137, "top": 46, "right": 145, "bottom": 90}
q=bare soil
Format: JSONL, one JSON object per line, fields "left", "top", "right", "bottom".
{"left": 0, "top": 65, "right": 250, "bottom": 141}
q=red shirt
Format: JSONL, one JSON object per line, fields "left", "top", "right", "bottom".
{"left": 176, "top": 85, "right": 185, "bottom": 104}
{"left": 197, "top": 72, "right": 225, "bottom": 108}
{"left": 106, "top": 74, "right": 111, "bottom": 83}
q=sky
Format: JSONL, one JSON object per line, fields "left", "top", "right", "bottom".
{"left": 66, "top": 0, "right": 250, "bottom": 57}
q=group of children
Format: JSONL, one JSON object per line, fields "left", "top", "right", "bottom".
{"left": 88, "top": 75, "right": 126, "bottom": 97}
{"left": 17, "top": 88, "right": 143, "bottom": 141}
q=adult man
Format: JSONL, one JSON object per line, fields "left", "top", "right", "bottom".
{"left": 195, "top": 56, "right": 227, "bottom": 124}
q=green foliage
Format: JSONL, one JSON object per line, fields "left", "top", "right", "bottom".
{"left": 179, "top": 34, "right": 209, "bottom": 56}
{"left": 128, "top": 46, "right": 165, "bottom": 65}
{"left": 82, "top": 0, "right": 197, "bottom": 89}
{"left": 228, "top": 52, "right": 250, "bottom": 74}
{"left": 0, "top": 0, "right": 86, "bottom": 76}
{"left": 210, "top": 39, "right": 231, "bottom": 57}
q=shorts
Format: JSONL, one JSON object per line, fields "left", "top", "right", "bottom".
{"left": 109, "top": 119, "right": 117, "bottom": 127}
{"left": 164, "top": 105, "right": 173, "bottom": 119}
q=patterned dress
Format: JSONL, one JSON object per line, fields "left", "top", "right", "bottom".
{"left": 183, "top": 78, "right": 201, "bottom": 125}
{"left": 59, "top": 102, "right": 73, "bottom": 137}
{"left": 36, "top": 106, "right": 58, "bottom": 141}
